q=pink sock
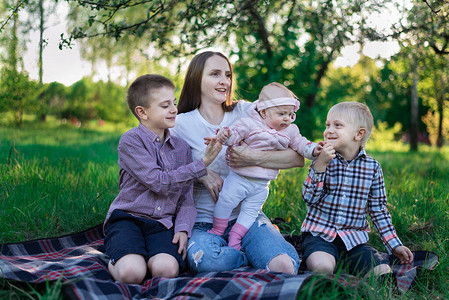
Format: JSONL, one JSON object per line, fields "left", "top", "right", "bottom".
{"left": 228, "top": 223, "right": 248, "bottom": 250}
{"left": 207, "top": 216, "right": 229, "bottom": 236}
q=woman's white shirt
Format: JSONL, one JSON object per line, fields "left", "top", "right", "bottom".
{"left": 171, "top": 100, "right": 252, "bottom": 223}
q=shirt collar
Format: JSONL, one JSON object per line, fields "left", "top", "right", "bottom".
{"left": 335, "top": 148, "right": 366, "bottom": 163}
{"left": 138, "top": 123, "right": 173, "bottom": 145}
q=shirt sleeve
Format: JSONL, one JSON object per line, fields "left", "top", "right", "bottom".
{"left": 118, "top": 132, "right": 207, "bottom": 197}
{"left": 368, "top": 164, "right": 402, "bottom": 253}
{"left": 302, "top": 163, "right": 326, "bottom": 206}
{"left": 287, "top": 125, "right": 317, "bottom": 160}
{"left": 174, "top": 181, "right": 197, "bottom": 237}
{"left": 224, "top": 118, "right": 252, "bottom": 146}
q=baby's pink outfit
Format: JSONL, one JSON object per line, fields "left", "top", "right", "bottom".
{"left": 208, "top": 100, "right": 317, "bottom": 250}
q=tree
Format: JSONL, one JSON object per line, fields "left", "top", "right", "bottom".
{"left": 366, "top": 48, "right": 430, "bottom": 146}
{"left": 1, "top": 0, "right": 21, "bottom": 71}
{"left": 388, "top": 0, "right": 449, "bottom": 148}
{"left": 22, "top": 0, "right": 58, "bottom": 120}
{"left": 229, "top": 1, "right": 380, "bottom": 138}
{"left": 0, "top": 68, "right": 40, "bottom": 127}
{"left": 1, "top": 0, "right": 59, "bottom": 124}
{"left": 42, "top": 81, "right": 68, "bottom": 118}
{"left": 62, "top": 77, "right": 97, "bottom": 122}
{"left": 60, "top": 1, "right": 392, "bottom": 138}
{"left": 419, "top": 52, "right": 449, "bottom": 147}
{"left": 318, "top": 54, "right": 430, "bottom": 144}
{"left": 0, "top": 0, "right": 43, "bottom": 127}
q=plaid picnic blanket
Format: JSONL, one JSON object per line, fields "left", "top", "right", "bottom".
{"left": 0, "top": 225, "right": 439, "bottom": 299}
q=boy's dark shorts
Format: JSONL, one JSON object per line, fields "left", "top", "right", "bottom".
{"left": 104, "top": 209, "right": 186, "bottom": 271}
{"left": 302, "top": 232, "right": 388, "bottom": 275}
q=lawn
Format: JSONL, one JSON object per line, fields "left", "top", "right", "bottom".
{"left": 1, "top": 120, "right": 448, "bottom": 299}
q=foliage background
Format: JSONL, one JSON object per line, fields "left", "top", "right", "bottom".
{"left": 1, "top": 0, "right": 448, "bottom": 146}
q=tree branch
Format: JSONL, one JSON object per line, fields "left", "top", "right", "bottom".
{"left": 0, "top": 0, "right": 27, "bottom": 32}
{"left": 422, "top": 0, "right": 441, "bottom": 14}
{"left": 245, "top": 0, "right": 272, "bottom": 57}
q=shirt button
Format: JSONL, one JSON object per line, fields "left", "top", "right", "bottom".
{"left": 156, "top": 138, "right": 160, "bottom": 142}
{"left": 157, "top": 207, "right": 161, "bottom": 211}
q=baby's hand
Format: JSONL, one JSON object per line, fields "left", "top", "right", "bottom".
{"left": 393, "top": 245, "right": 414, "bottom": 265}
{"left": 313, "top": 141, "right": 326, "bottom": 157}
{"left": 216, "top": 127, "right": 231, "bottom": 144}
{"left": 313, "top": 143, "right": 335, "bottom": 172}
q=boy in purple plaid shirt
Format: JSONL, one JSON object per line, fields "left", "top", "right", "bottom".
{"left": 301, "top": 102, "right": 413, "bottom": 277}
{"left": 104, "top": 74, "right": 221, "bottom": 284}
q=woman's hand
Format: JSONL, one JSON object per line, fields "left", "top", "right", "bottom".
{"left": 199, "top": 169, "right": 223, "bottom": 202}
{"left": 225, "top": 143, "right": 256, "bottom": 168}
{"left": 172, "top": 231, "right": 188, "bottom": 260}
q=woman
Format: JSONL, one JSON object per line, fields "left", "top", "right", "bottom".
{"left": 171, "top": 51, "right": 304, "bottom": 274}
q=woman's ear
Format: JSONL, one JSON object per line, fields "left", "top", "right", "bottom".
{"left": 135, "top": 106, "right": 148, "bottom": 120}
{"left": 260, "top": 109, "right": 267, "bottom": 119}
{"left": 355, "top": 128, "right": 366, "bottom": 141}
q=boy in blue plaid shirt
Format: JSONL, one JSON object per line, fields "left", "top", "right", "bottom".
{"left": 301, "top": 102, "right": 413, "bottom": 276}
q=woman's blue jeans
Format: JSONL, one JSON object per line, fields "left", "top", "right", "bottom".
{"left": 186, "top": 213, "right": 300, "bottom": 273}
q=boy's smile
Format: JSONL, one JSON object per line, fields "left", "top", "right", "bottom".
{"left": 138, "top": 86, "right": 178, "bottom": 140}
{"left": 324, "top": 112, "right": 364, "bottom": 161}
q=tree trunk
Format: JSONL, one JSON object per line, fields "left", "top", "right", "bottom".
{"left": 9, "top": 1, "right": 19, "bottom": 71}
{"left": 11, "top": 2, "right": 22, "bottom": 127}
{"left": 39, "top": 0, "right": 46, "bottom": 121}
{"left": 305, "top": 55, "right": 332, "bottom": 108}
{"left": 436, "top": 99, "right": 444, "bottom": 147}
{"left": 38, "top": 0, "right": 44, "bottom": 86}
{"left": 410, "top": 63, "right": 419, "bottom": 151}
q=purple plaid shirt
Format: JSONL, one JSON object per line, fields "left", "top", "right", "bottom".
{"left": 301, "top": 149, "right": 402, "bottom": 253}
{"left": 104, "top": 123, "right": 207, "bottom": 237}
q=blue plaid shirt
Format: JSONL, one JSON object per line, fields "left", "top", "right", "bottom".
{"left": 301, "top": 148, "right": 402, "bottom": 253}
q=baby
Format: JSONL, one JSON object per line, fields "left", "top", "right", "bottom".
{"left": 207, "top": 82, "right": 323, "bottom": 250}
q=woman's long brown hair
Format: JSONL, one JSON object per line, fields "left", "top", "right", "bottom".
{"left": 177, "top": 51, "right": 237, "bottom": 114}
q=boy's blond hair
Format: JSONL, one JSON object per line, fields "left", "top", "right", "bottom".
{"left": 329, "top": 102, "right": 374, "bottom": 146}
{"left": 258, "top": 82, "right": 297, "bottom": 102}
{"left": 127, "top": 74, "right": 175, "bottom": 120}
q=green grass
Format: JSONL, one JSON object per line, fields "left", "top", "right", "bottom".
{"left": 0, "top": 122, "right": 127, "bottom": 243}
{"left": 1, "top": 120, "right": 448, "bottom": 299}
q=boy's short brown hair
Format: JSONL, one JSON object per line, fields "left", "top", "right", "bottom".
{"left": 329, "top": 102, "right": 374, "bottom": 146}
{"left": 127, "top": 74, "right": 175, "bottom": 119}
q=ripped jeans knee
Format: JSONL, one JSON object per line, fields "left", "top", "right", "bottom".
{"left": 242, "top": 213, "right": 300, "bottom": 273}
{"left": 187, "top": 224, "right": 247, "bottom": 273}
